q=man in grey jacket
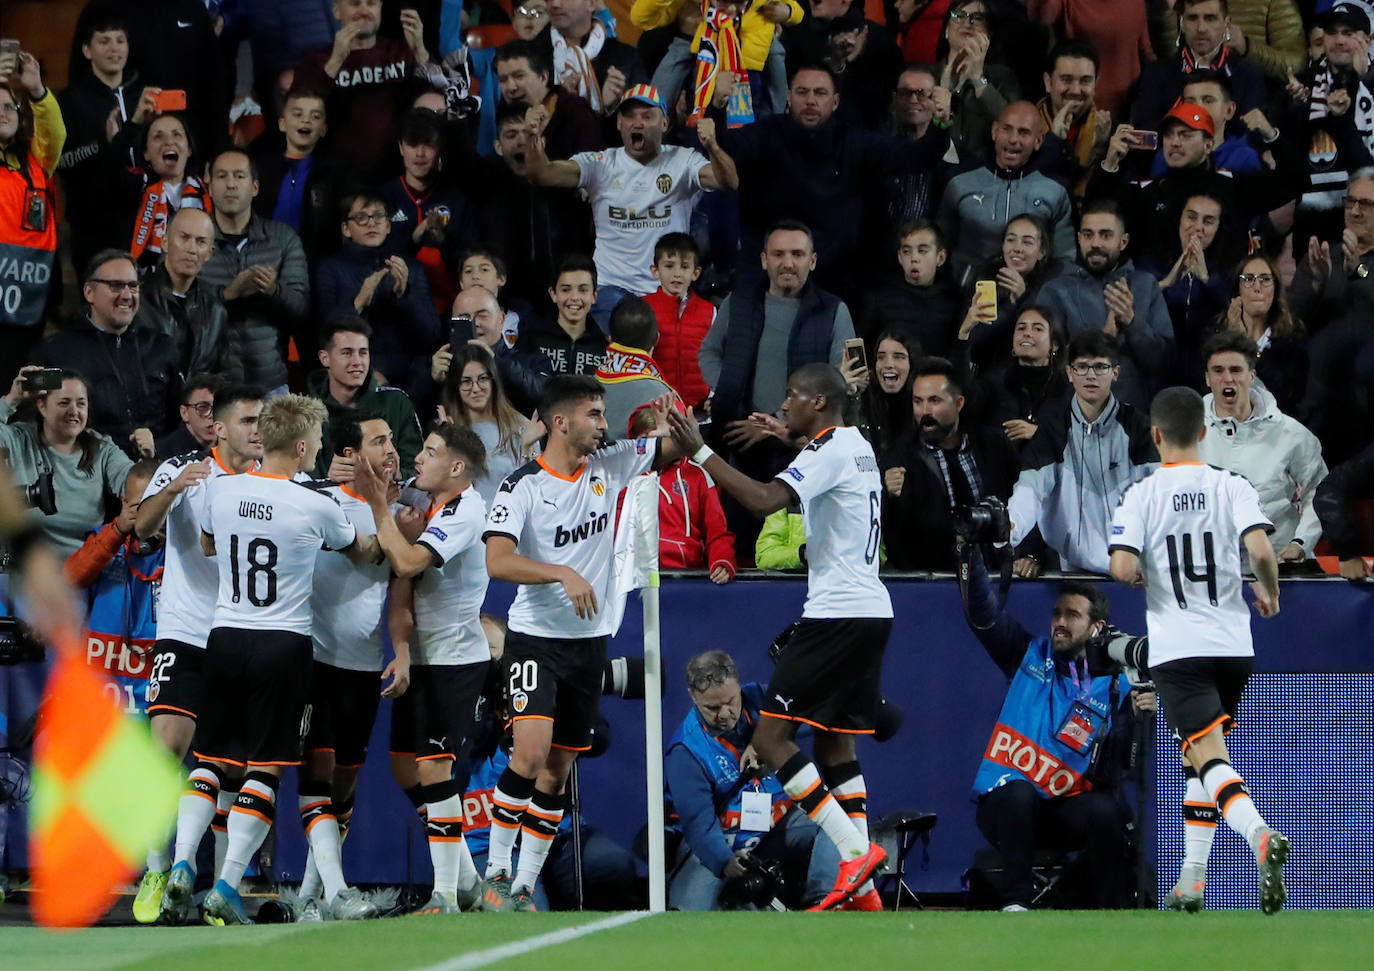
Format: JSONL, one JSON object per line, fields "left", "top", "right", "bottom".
{"left": 1036, "top": 198, "right": 1172, "bottom": 408}
{"left": 199, "top": 150, "right": 311, "bottom": 394}
{"left": 1197, "top": 331, "right": 1327, "bottom": 562}
{"left": 1008, "top": 332, "right": 1157, "bottom": 575}
{"left": 936, "top": 101, "right": 1075, "bottom": 287}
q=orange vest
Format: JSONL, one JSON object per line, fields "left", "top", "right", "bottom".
{"left": 0, "top": 152, "right": 57, "bottom": 327}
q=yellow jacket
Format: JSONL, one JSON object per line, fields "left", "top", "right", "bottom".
{"left": 630, "top": 0, "right": 803, "bottom": 71}
{"left": 1, "top": 89, "right": 66, "bottom": 177}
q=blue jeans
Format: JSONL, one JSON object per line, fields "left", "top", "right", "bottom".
{"left": 669, "top": 809, "right": 841, "bottom": 910}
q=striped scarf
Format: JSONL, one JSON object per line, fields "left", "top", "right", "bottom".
{"left": 690, "top": 5, "right": 746, "bottom": 126}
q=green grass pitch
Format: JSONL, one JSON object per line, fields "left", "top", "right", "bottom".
{"left": 6, "top": 910, "right": 1374, "bottom": 970}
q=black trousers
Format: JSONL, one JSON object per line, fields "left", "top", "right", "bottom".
{"left": 975, "top": 779, "right": 1131, "bottom": 909}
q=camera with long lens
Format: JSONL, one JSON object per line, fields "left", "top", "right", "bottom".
{"left": 951, "top": 498, "right": 1011, "bottom": 544}
{"left": 719, "top": 853, "right": 784, "bottom": 910}
{"left": 1084, "top": 624, "right": 1151, "bottom": 686}
{"left": 0, "top": 615, "right": 44, "bottom": 666}
{"left": 23, "top": 472, "right": 57, "bottom": 516}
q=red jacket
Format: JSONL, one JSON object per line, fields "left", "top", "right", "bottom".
{"left": 655, "top": 459, "right": 736, "bottom": 576}
{"left": 644, "top": 287, "right": 715, "bottom": 409}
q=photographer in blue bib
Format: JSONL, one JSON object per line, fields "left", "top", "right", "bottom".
{"left": 665, "top": 650, "right": 842, "bottom": 911}
{"left": 959, "top": 518, "right": 1155, "bottom": 911}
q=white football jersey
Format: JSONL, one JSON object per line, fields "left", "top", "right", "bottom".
{"left": 202, "top": 472, "right": 357, "bottom": 635}
{"left": 485, "top": 439, "right": 657, "bottom": 638}
{"left": 142, "top": 448, "right": 254, "bottom": 648}
{"left": 573, "top": 146, "right": 706, "bottom": 295}
{"left": 311, "top": 485, "right": 389, "bottom": 671}
{"left": 776, "top": 426, "right": 893, "bottom": 620}
{"left": 413, "top": 485, "right": 490, "bottom": 666}
{"left": 1109, "top": 462, "right": 1273, "bottom": 666}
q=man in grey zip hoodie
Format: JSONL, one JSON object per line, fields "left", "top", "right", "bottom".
{"left": 1197, "top": 331, "right": 1327, "bottom": 562}
{"left": 1008, "top": 332, "right": 1157, "bottom": 574}
{"left": 1037, "top": 197, "right": 1173, "bottom": 408}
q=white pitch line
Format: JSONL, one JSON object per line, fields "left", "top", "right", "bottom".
{"left": 416, "top": 911, "right": 657, "bottom": 971}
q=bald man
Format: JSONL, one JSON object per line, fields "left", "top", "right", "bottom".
{"left": 135, "top": 208, "right": 229, "bottom": 375}
{"left": 432, "top": 287, "right": 553, "bottom": 416}
{"left": 935, "top": 100, "right": 1076, "bottom": 288}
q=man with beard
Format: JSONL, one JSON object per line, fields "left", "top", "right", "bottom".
{"left": 937, "top": 101, "right": 1074, "bottom": 288}
{"left": 1036, "top": 199, "right": 1172, "bottom": 408}
{"left": 962, "top": 549, "right": 1153, "bottom": 911}
{"left": 1036, "top": 39, "right": 1111, "bottom": 199}
{"left": 523, "top": 84, "right": 737, "bottom": 326}
{"left": 878, "top": 356, "right": 1019, "bottom": 571}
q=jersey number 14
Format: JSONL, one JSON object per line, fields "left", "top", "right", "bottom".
{"left": 1165, "top": 531, "right": 1217, "bottom": 609}
{"left": 229, "top": 534, "right": 279, "bottom": 607}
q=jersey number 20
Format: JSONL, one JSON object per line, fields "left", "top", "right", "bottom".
{"left": 1165, "top": 531, "right": 1217, "bottom": 609}
{"left": 229, "top": 534, "right": 279, "bottom": 607}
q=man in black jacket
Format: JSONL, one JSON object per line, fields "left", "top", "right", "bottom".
{"left": 879, "top": 356, "right": 1019, "bottom": 571}
{"left": 475, "top": 100, "right": 594, "bottom": 309}
{"left": 1314, "top": 439, "right": 1374, "bottom": 581}
{"left": 720, "top": 63, "right": 951, "bottom": 303}
{"left": 33, "top": 250, "right": 181, "bottom": 459}
{"left": 57, "top": 8, "right": 156, "bottom": 276}
{"left": 71, "top": 0, "right": 229, "bottom": 156}
{"left": 859, "top": 219, "right": 961, "bottom": 354}
{"left": 133, "top": 209, "right": 227, "bottom": 376}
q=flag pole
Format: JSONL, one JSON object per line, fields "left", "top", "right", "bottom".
{"left": 643, "top": 567, "right": 665, "bottom": 912}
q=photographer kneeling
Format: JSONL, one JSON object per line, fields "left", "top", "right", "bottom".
{"left": 962, "top": 532, "right": 1154, "bottom": 911}
{"left": 665, "top": 651, "right": 840, "bottom": 911}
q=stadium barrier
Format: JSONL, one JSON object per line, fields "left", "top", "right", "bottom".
{"left": 3, "top": 574, "right": 1371, "bottom": 907}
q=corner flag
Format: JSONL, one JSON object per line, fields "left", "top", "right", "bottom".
{"left": 28, "top": 630, "right": 182, "bottom": 927}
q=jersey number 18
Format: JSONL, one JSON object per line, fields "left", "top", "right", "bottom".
{"left": 229, "top": 534, "right": 279, "bottom": 607}
{"left": 1165, "top": 531, "right": 1217, "bottom": 609}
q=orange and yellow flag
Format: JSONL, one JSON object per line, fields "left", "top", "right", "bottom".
{"left": 28, "top": 631, "right": 182, "bottom": 927}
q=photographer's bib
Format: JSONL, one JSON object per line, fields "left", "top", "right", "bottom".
{"left": 0, "top": 155, "right": 57, "bottom": 327}
{"left": 972, "top": 639, "right": 1126, "bottom": 799}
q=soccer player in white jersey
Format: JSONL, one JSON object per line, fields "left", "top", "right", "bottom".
{"left": 132, "top": 384, "right": 263, "bottom": 925}
{"left": 353, "top": 421, "right": 493, "bottom": 915}
{"left": 667, "top": 363, "right": 892, "bottom": 912}
{"left": 1109, "top": 387, "right": 1289, "bottom": 915}
{"left": 482, "top": 374, "right": 684, "bottom": 910}
{"left": 292, "top": 413, "right": 406, "bottom": 922}
{"left": 523, "top": 83, "right": 738, "bottom": 321}
{"left": 187, "top": 395, "right": 382, "bottom": 926}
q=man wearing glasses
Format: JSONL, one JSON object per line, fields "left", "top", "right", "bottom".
{"left": 1038, "top": 198, "right": 1173, "bottom": 408}
{"left": 33, "top": 250, "right": 182, "bottom": 459}
{"left": 1008, "top": 331, "right": 1158, "bottom": 576}
{"left": 157, "top": 374, "right": 226, "bottom": 459}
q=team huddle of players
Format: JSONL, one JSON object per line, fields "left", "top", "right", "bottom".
{"left": 126, "top": 366, "right": 1286, "bottom": 924}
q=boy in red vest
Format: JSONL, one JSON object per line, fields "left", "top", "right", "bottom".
{"left": 643, "top": 233, "right": 716, "bottom": 412}
{"left": 627, "top": 405, "right": 736, "bottom": 583}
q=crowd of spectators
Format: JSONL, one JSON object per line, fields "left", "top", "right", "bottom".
{"left": 6, "top": 0, "right": 1374, "bottom": 577}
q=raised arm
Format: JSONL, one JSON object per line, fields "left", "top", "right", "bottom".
{"left": 523, "top": 105, "right": 583, "bottom": 189}
{"left": 665, "top": 407, "right": 792, "bottom": 516}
